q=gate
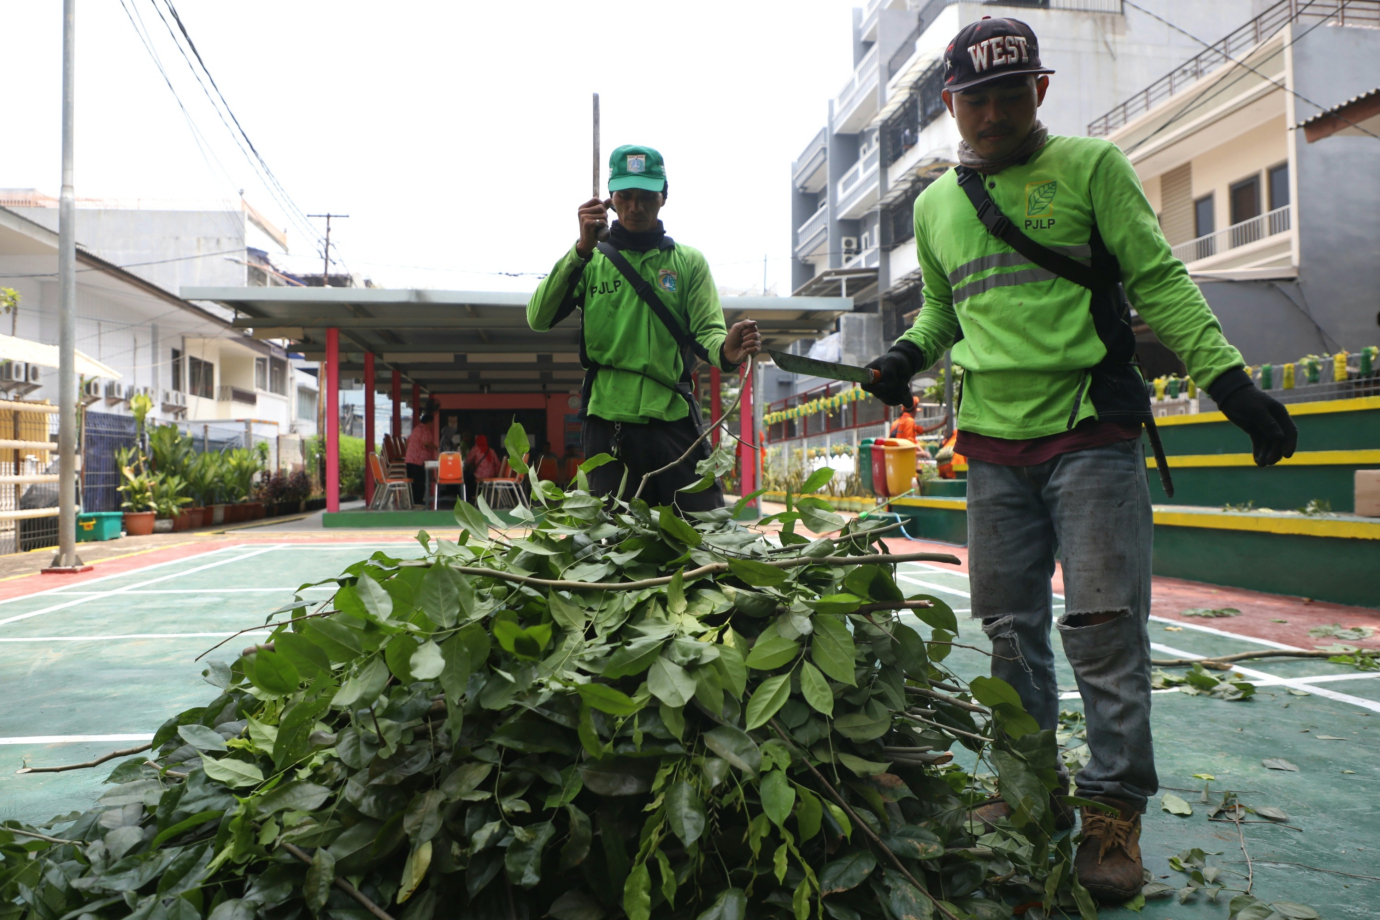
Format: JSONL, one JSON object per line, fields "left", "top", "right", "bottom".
{"left": 82, "top": 410, "right": 137, "bottom": 513}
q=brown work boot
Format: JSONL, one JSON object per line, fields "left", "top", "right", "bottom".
{"left": 969, "top": 779, "right": 1075, "bottom": 833}
{"left": 1074, "top": 797, "right": 1144, "bottom": 903}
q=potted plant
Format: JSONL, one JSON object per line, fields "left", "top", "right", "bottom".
{"left": 117, "top": 447, "right": 157, "bottom": 536}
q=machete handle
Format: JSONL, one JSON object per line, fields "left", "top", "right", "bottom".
{"left": 868, "top": 368, "right": 882, "bottom": 385}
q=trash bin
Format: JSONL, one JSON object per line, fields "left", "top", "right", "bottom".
{"left": 883, "top": 439, "right": 918, "bottom": 497}
{"left": 871, "top": 439, "right": 892, "bottom": 499}
{"left": 77, "top": 511, "right": 123, "bottom": 542}
{"left": 858, "top": 439, "right": 875, "bottom": 495}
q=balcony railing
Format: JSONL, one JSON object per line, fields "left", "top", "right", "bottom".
{"left": 795, "top": 204, "right": 829, "bottom": 255}
{"left": 1089, "top": 0, "right": 1380, "bottom": 136}
{"left": 838, "top": 145, "right": 880, "bottom": 202}
{"left": 793, "top": 126, "right": 828, "bottom": 190}
{"left": 217, "top": 385, "right": 258, "bottom": 406}
{"left": 835, "top": 44, "right": 880, "bottom": 123}
{"left": 1171, "top": 204, "right": 1291, "bottom": 264}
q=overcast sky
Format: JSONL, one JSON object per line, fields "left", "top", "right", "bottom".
{"left": 3, "top": 1, "right": 862, "bottom": 296}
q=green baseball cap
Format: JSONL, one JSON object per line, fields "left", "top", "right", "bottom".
{"left": 608, "top": 144, "right": 666, "bottom": 193}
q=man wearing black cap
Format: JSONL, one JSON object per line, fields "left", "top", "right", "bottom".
{"left": 862, "top": 16, "right": 1297, "bottom": 903}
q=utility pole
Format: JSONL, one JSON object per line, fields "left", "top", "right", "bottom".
{"left": 47, "top": 0, "right": 87, "bottom": 573}
{"left": 592, "top": 93, "right": 600, "bottom": 198}
{"left": 308, "top": 213, "right": 349, "bottom": 286}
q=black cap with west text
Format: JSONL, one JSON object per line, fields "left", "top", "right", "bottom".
{"left": 943, "top": 17, "right": 1054, "bottom": 93}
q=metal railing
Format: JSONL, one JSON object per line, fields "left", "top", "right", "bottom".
{"left": 217, "top": 385, "right": 257, "bottom": 406}
{"left": 1089, "top": 0, "right": 1380, "bottom": 136}
{"left": 835, "top": 44, "right": 880, "bottom": 121}
{"left": 837, "top": 145, "right": 881, "bottom": 203}
{"left": 0, "top": 401, "right": 60, "bottom": 556}
{"left": 792, "top": 127, "right": 828, "bottom": 187}
{"left": 1170, "top": 204, "right": 1291, "bottom": 264}
{"left": 795, "top": 204, "right": 829, "bottom": 253}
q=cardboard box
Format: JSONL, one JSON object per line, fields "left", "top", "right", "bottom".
{"left": 1357, "top": 470, "right": 1380, "bottom": 517}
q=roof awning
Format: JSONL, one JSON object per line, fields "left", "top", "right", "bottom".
{"left": 791, "top": 268, "right": 878, "bottom": 299}
{"left": 180, "top": 287, "right": 853, "bottom": 393}
{"left": 0, "top": 332, "right": 122, "bottom": 379}
{"left": 1297, "top": 87, "right": 1380, "bottom": 142}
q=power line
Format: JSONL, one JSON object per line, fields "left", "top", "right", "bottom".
{"left": 1122, "top": 0, "right": 1380, "bottom": 151}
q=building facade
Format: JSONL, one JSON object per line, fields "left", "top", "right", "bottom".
{"left": 1099, "top": 0, "right": 1380, "bottom": 366}
{"left": 790, "top": 0, "right": 1266, "bottom": 351}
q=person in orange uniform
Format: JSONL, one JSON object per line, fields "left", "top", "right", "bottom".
{"left": 889, "top": 396, "right": 920, "bottom": 441}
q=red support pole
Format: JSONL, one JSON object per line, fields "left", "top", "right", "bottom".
{"left": 412, "top": 382, "right": 421, "bottom": 424}
{"left": 738, "top": 362, "right": 756, "bottom": 515}
{"left": 710, "top": 366, "right": 722, "bottom": 447}
{"left": 391, "top": 369, "right": 402, "bottom": 437}
{"left": 325, "top": 328, "right": 340, "bottom": 514}
{"left": 363, "top": 351, "right": 375, "bottom": 506}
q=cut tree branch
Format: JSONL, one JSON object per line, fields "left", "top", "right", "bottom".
{"left": 16, "top": 743, "right": 152, "bottom": 775}
{"left": 4, "top": 828, "right": 84, "bottom": 846}
{"left": 283, "top": 842, "right": 396, "bottom": 920}
{"left": 905, "top": 685, "right": 990, "bottom": 715}
{"left": 1152, "top": 649, "right": 1349, "bottom": 670}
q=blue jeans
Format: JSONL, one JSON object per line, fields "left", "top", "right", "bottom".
{"left": 967, "top": 437, "right": 1157, "bottom": 810}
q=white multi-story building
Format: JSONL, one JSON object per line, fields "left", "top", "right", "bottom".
{"left": 790, "top": 0, "right": 1266, "bottom": 348}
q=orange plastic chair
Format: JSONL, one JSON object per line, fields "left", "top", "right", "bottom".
{"left": 479, "top": 454, "right": 528, "bottom": 509}
{"left": 537, "top": 453, "right": 560, "bottom": 483}
{"left": 433, "top": 451, "right": 465, "bottom": 508}
{"left": 367, "top": 452, "right": 414, "bottom": 510}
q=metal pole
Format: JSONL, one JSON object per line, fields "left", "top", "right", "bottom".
{"left": 593, "top": 93, "right": 600, "bottom": 198}
{"left": 308, "top": 214, "right": 349, "bottom": 285}
{"left": 363, "top": 351, "right": 375, "bottom": 506}
{"left": 325, "top": 328, "right": 339, "bottom": 513}
{"left": 49, "top": 0, "right": 85, "bottom": 572}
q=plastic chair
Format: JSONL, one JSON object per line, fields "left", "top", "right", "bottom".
{"left": 479, "top": 454, "right": 528, "bottom": 509}
{"left": 367, "top": 452, "right": 414, "bottom": 510}
{"left": 433, "top": 451, "right": 466, "bottom": 509}
{"left": 537, "top": 453, "right": 560, "bottom": 483}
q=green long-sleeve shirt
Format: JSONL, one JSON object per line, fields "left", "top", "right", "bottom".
{"left": 528, "top": 240, "right": 736, "bottom": 424}
{"left": 900, "top": 135, "right": 1244, "bottom": 439}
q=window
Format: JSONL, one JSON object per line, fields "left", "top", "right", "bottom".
{"left": 1193, "top": 194, "right": 1215, "bottom": 260}
{"left": 255, "top": 357, "right": 268, "bottom": 391}
{"left": 171, "top": 348, "right": 182, "bottom": 392}
{"left": 270, "top": 357, "right": 287, "bottom": 396}
{"left": 188, "top": 356, "right": 214, "bottom": 399}
{"left": 297, "top": 387, "right": 317, "bottom": 421}
{"left": 1268, "top": 162, "right": 1289, "bottom": 210}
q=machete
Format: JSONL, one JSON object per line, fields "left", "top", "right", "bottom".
{"left": 768, "top": 349, "right": 881, "bottom": 386}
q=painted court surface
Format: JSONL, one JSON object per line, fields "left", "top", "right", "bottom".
{"left": 0, "top": 533, "right": 1376, "bottom": 918}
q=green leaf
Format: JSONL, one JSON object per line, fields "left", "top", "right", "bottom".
{"left": 302, "top": 618, "right": 363, "bottom": 663}
{"left": 274, "top": 631, "right": 331, "bottom": 679}
{"left": 576, "top": 683, "right": 643, "bottom": 716}
{"left": 602, "top": 635, "right": 668, "bottom": 679}
{"left": 992, "top": 749, "right": 1046, "bottom": 827}
{"left": 805, "top": 593, "right": 862, "bottom": 615}
{"left": 254, "top": 781, "right": 331, "bottom": 818}
{"left": 837, "top": 752, "right": 892, "bottom": 776}
{"left": 760, "top": 769, "right": 796, "bottom": 827}
{"left": 819, "top": 851, "right": 876, "bottom": 894}
{"left": 745, "top": 624, "right": 800, "bottom": 671}
{"left": 703, "top": 725, "right": 761, "bottom": 775}
{"left": 505, "top": 420, "right": 531, "bottom": 475}
{"left": 410, "top": 640, "right": 445, "bottom": 680}
{"left": 714, "top": 643, "right": 747, "bottom": 698}
{"left": 505, "top": 821, "right": 554, "bottom": 888}
{"left": 800, "top": 466, "right": 835, "bottom": 494}
{"left": 647, "top": 657, "right": 697, "bottom": 708}
{"left": 1269, "top": 904, "right": 1320, "bottom": 920}
{"left": 441, "top": 762, "right": 493, "bottom": 800}
{"left": 243, "top": 649, "right": 300, "bottom": 696}
{"left": 1070, "top": 870, "right": 1098, "bottom": 920}
{"left": 304, "top": 845, "right": 335, "bottom": 914}
{"left": 795, "top": 787, "right": 823, "bottom": 841}
{"left": 656, "top": 507, "right": 703, "bottom": 547}
{"left": 834, "top": 709, "right": 890, "bottom": 742}
{"left": 729, "top": 558, "right": 786, "bottom": 587}
{"left": 386, "top": 635, "right": 421, "bottom": 683}
{"left": 1161, "top": 793, "right": 1193, "bottom": 816}
{"left": 968, "top": 675, "right": 1023, "bottom": 710}
{"left": 800, "top": 661, "right": 833, "bottom": 717}
{"left": 623, "top": 862, "right": 652, "bottom": 920}
{"left": 355, "top": 573, "right": 394, "bottom": 622}
{"left": 744, "top": 673, "right": 791, "bottom": 730}
{"left": 666, "top": 781, "right": 707, "bottom": 846}
{"left": 883, "top": 868, "right": 934, "bottom": 920}
{"left": 797, "top": 498, "right": 846, "bottom": 534}
{"left": 1262, "top": 758, "right": 1299, "bottom": 772}
{"left": 332, "top": 657, "right": 390, "bottom": 709}
{"left": 453, "top": 499, "right": 491, "bottom": 540}
{"left": 579, "top": 452, "right": 615, "bottom": 473}
{"left": 398, "top": 839, "right": 432, "bottom": 903}
{"left": 494, "top": 620, "right": 552, "bottom": 661}
{"left": 810, "top": 614, "right": 857, "bottom": 686}
{"left": 667, "top": 569, "right": 687, "bottom": 616}
{"left": 549, "top": 592, "right": 587, "bottom": 632}
{"left": 1027, "top": 179, "right": 1057, "bottom": 215}
{"left": 418, "top": 564, "right": 464, "bottom": 627}
{"left": 149, "top": 809, "right": 224, "bottom": 849}
{"left": 559, "top": 804, "right": 593, "bottom": 871}
{"left": 177, "top": 724, "right": 227, "bottom": 752}
{"left": 883, "top": 825, "right": 943, "bottom": 860}
{"left": 199, "top": 754, "right": 264, "bottom": 789}
{"left": 732, "top": 489, "right": 767, "bottom": 516}
{"left": 696, "top": 888, "right": 748, "bottom": 920}
{"left": 909, "top": 594, "right": 958, "bottom": 633}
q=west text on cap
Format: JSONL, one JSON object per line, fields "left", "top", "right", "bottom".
{"left": 942, "top": 16, "right": 1055, "bottom": 93}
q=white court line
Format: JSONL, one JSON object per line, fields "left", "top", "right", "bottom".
{"left": 1151, "top": 641, "right": 1380, "bottom": 713}
{"left": 0, "top": 545, "right": 281, "bottom": 628}
{"left": 0, "top": 544, "right": 244, "bottom": 606}
{"left": 48, "top": 587, "right": 335, "bottom": 595}
{"left": 0, "top": 631, "right": 270, "bottom": 642}
{"left": 1147, "top": 615, "right": 1304, "bottom": 652}
{"left": 0, "top": 733, "right": 154, "bottom": 746}
{"left": 898, "top": 574, "right": 972, "bottom": 598}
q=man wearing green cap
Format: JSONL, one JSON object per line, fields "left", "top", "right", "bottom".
{"left": 528, "top": 144, "right": 761, "bottom": 510}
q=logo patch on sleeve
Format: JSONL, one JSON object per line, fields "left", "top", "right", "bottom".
{"left": 658, "top": 269, "right": 677, "bottom": 293}
{"left": 1025, "top": 180, "right": 1057, "bottom": 217}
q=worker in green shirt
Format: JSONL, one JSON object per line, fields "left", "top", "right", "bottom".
{"left": 862, "top": 17, "right": 1296, "bottom": 903}
{"left": 528, "top": 144, "right": 760, "bottom": 510}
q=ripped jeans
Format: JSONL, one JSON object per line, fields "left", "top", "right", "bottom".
{"left": 967, "top": 437, "right": 1157, "bottom": 810}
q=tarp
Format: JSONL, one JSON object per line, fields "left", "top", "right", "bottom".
{"left": 0, "top": 332, "right": 122, "bottom": 379}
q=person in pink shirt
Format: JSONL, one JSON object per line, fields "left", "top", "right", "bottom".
{"left": 405, "top": 404, "right": 438, "bottom": 505}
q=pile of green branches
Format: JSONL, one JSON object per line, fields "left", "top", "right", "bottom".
{"left": 2, "top": 425, "right": 1097, "bottom": 920}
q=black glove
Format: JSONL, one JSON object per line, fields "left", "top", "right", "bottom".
{"left": 1207, "top": 368, "right": 1297, "bottom": 466}
{"left": 863, "top": 342, "right": 925, "bottom": 407}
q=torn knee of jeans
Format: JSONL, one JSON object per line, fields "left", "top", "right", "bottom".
{"left": 981, "top": 615, "right": 1016, "bottom": 639}
{"left": 1058, "top": 609, "right": 1130, "bottom": 629}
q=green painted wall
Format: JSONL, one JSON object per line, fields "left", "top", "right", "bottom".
{"left": 1155, "top": 406, "right": 1380, "bottom": 454}
{"left": 1148, "top": 464, "right": 1373, "bottom": 513}
{"left": 892, "top": 502, "right": 968, "bottom": 545}
{"left": 1152, "top": 526, "right": 1380, "bottom": 609}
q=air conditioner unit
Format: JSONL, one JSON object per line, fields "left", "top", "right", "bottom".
{"left": 841, "top": 236, "right": 859, "bottom": 256}
{"left": 25, "top": 364, "right": 41, "bottom": 384}
{"left": 0, "top": 362, "right": 27, "bottom": 383}
{"left": 83, "top": 379, "right": 102, "bottom": 399}
{"left": 104, "top": 380, "right": 128, "bottom": 401}
{"left": 174, "top": 390, "right": 187, "bottom": 407}
{"left": 138, "top": 386, "right": 155, "bottom": 399}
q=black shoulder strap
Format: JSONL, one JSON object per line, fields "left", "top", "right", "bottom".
{"left": 596, "top": 242, "right": 711, "bottom": 366}
{"left": 954, "top": 166, "right": 1109, "bottom": 292}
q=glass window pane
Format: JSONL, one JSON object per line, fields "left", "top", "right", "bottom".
{"left": 1229, "top": 176, "right": 1260, "bottom": 225}
{"left": 1269, "top": 163, "right": 1289, "bottom": 210}
{"left": 1194, "top": 195, "right": 1214, "bottom": 237}
{"left": 255, "top": 358, "right": 267, "bottom": 391}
